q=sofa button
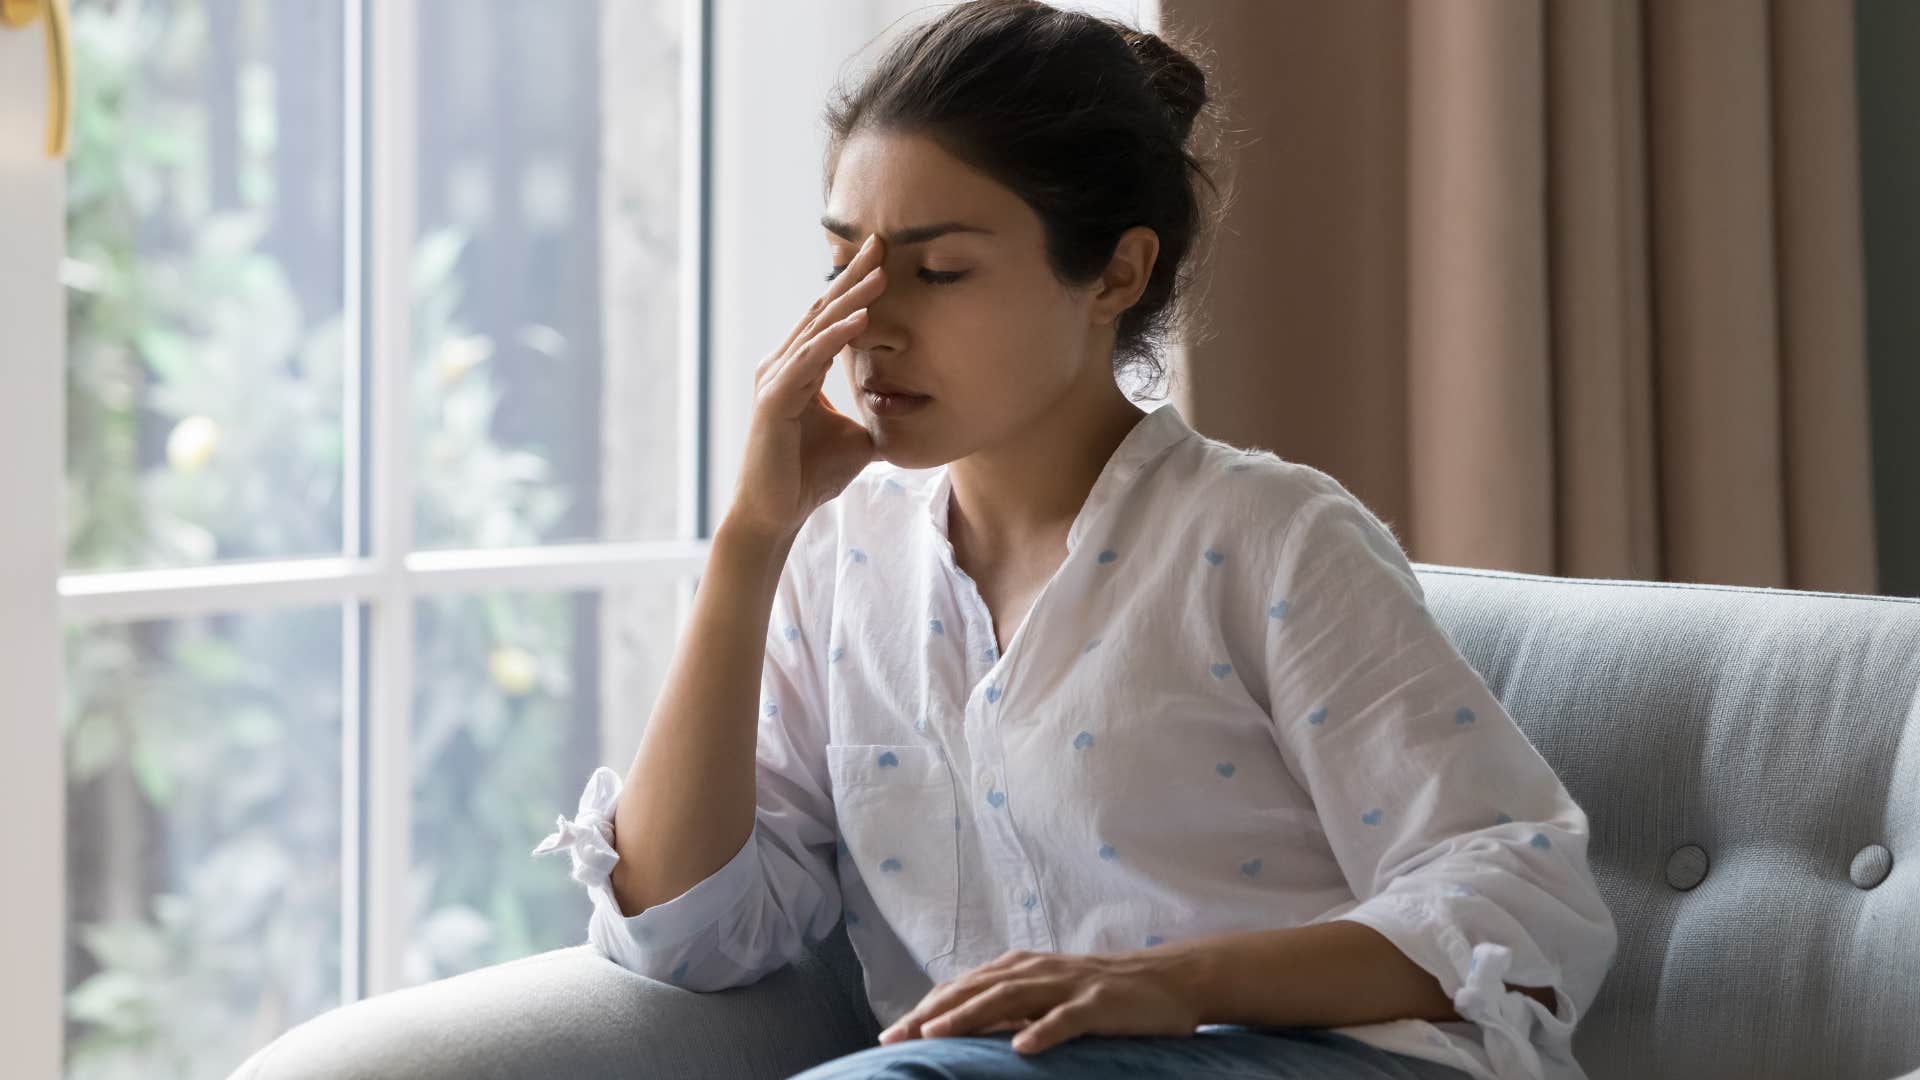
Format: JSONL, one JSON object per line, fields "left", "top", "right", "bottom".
{"left": 1664, "top": 844, "right": 1709, "bottom": 891}
{"left": 1850, "top": 845, "right": 1893, "bottom": 890}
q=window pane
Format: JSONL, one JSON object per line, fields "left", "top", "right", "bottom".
{"left": 408, "top": 579, "right": 687, "bottom": 982}
{"left": 65, "top": 0, "right": 347, "bottom": 573}
{"left": 63, "top": 606, "right": 345, "bottom": 1079}
{"left": 412, "top": 0, "right": 687, "bottom": 550}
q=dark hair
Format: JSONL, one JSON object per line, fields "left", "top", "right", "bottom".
{"left": 822, "top": 0, "right": 1234, "bottom": 400}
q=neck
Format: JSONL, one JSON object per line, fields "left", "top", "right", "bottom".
{"left": 946, "top": 380, "right": 1148, "bottom": 563}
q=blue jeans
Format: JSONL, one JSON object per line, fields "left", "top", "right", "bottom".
{"left": 786, "top": 1024, "right": 1472, "bottom": 1079}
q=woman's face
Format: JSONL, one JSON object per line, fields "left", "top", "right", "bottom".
{"left": 823, "top": 129, "right": 1112, "bottom": 469}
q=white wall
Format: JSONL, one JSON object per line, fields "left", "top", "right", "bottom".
{"left": 0, "top": 16, "right": 67, "bottom": 1079}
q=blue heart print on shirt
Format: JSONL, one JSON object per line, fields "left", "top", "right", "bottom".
{"left": 1307, "top": 706, "right": 1328, "bottom": 726}
{"left": 1240, "top": 858, "right": 1263, "bottom": 878}
{"left": 1097, "top": 548, "right": 1118, "bottom": 564}
{"left": 982, "top": 645, "right": 997, "bottom": 661}
{"left": 1530, "top": 833, "right": 1552, "bottom": 850}
{"left": 985, "top": 686, "right": 1002, "bottom": 703}
{"left": 929, "top": 618, "right": 944, "bottom": 636}
{"left": 848, "top": 547, "right": 867, "bottom": 563}
{"left": 1073, "top": 731, "right": 1095, "bottom": 750}
{"left": 1216, "top": 762, "right": 1236, "bottom": 778}
{"left": 1144, "top": 934, "right": 1165, "bottom": 946}
{"left": 1455, "top": 706, "right": 1476, "bottom": 725}
{"left": 884, "top": 476, "right": 907, "bottom": 494}
{"left": 1209, "top": 662, "right": 1233, "bottom": 679}
{"left": 986, "top": 787, "right": 1005, "bottom": 808}
{"left": 764, "top": 701, "right": 779, "bottom": 717}
{"left": 1268, "top": 598, "right": 1289, "bottom": 619}
{"left": 670, "top": 959, "right": 689, "bottom": 984}
{"left": 784, "top": 624, "right": 800, "bottom": 641}
{"left": 877, "top": 751, "right": 899, "bottom": 768}
{"left": 1362, "top": 808, "right": 1384, "bottom": 826}
{"left": 1203, "top": 548, "right": 1225, "bottom": 566}
{"left": 1098, "top": 843, "right": 1118, "bottom": 860}
{"left": 1494, "top": 812, "right": 1514, "bottom": 825}
{"left": 830, "top": 645, "right": 845, "bottom": 663}
{"left": 1083, "top": 637, "right": 1102, "bottom": 653}
{"left": 880, "top": 857, "right": 902, "bottom": 873}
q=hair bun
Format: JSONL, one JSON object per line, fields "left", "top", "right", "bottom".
{"left": 1123, "top": 29, "right": 1207, "bottom": 145}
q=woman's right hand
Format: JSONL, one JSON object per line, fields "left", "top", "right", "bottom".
{"left": 726, "top": 232, "right": 889, "bottom": 542}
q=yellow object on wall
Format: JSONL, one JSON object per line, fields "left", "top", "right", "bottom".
{"left": 0, "top": 0, "right": 69, "bottom": 158}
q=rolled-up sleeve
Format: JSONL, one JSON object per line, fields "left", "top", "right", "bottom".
{"left": 1260, "top": 478, "right": 1618, "bottom": 1079}
{"left": 533, "top": 523, "right": 843, "bottom": 992}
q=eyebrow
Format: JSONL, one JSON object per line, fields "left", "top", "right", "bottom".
{"left": 820, "top": 215, "right": 995, "bottom": 246}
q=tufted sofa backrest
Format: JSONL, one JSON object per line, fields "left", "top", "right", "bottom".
{"left": 1411, "top": 564, "right": 1920, "bottom": 1080}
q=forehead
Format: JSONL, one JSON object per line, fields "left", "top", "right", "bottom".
{"left": 824, "top": 130, "right": 1019, "bottom": 231}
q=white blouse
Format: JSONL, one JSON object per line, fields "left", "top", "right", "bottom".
{"left": 535, "top": 402, "right": 1617, "bottom": 1080}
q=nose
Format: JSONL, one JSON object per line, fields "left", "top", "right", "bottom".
{"left": 845, "top": 280, "right": 902, "bottom": 354}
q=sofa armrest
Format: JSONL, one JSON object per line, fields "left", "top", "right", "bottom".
{"left": 227, "top": 922, "right": 877, "bottom": 1080}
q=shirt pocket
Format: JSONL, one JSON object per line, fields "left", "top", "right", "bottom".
{"left": 826, "top": 743, "right": 962, "bottom": 965}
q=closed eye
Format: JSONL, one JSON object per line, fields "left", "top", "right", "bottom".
{"left": 825, "top": 265, "right": 968, "bottom": 286}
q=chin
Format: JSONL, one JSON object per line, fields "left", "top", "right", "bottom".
{"left": 867, "top": 429, "right": 949, "bottom": 472}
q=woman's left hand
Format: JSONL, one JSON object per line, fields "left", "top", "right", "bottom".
{"left": 876, "top": 948, "right": 1208, "bottom": 1056}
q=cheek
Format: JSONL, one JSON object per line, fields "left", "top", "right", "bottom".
{"left": 958, "top": 279, "right": 1060, "bottom": 342}
{"left": 974, "top": 289, "right": 1083, "bottom": 366}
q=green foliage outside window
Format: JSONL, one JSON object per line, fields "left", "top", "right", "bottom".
{"left": 62, "top": 3, "right": 596, "bottom": 1076}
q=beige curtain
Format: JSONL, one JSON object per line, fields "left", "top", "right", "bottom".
{"left": 1164, "top": 0, "right": 1877, "bottom": 592}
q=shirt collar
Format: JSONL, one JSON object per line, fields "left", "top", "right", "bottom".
{"left": 922, "top": 402, "right": 1197, "bottom": 555}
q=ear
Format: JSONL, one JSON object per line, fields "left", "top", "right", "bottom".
{"left": 1088, "top": 225, "right": 1160, "bottom": 328}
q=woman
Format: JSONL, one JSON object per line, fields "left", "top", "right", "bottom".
{"left": 534, "top": 2, "right": 1616, "bottom": 1078}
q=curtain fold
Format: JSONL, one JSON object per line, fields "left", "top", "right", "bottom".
{"left": 1167, "top": 0, "right": 1877, "bottom": 592}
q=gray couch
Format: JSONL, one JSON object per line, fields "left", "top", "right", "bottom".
{"left": 231, "top": 563, "right": 1920, "bottom": 1080}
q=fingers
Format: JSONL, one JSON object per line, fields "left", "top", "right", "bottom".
{"left": 1010, "top": 1000, "right": 1092, "bottom": 1055}
{"left": 808, "top": 260, "right": 885, "bottom": 347}
{"left": 772, "top": 232, "right": 886, "bottom": 360}
{"left": 881, "top": 952, "right": 1042, "bottom": 1044}
{"left": 884, "top": 977, "right": 1042, "bottom": 1045}
{"left": 758, "top": 258, "right": 886, "bottom": 398}
{"left": 918, "top": 980, "right": 1049, "bottom": 1040}
{"left": 788, "top": 330, "right": 845, "bottom": 410}
{"left": 765, "top": 308, "right": 867, "bottom": 416}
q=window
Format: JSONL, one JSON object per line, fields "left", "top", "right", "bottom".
{"left": 59, "top": 2, "right": 699, "bottom": 1073}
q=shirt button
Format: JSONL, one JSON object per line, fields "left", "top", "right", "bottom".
{"left": 979, "top": 774, "right": 994, "bottom": 793}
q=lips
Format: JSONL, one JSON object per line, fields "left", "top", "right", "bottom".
{"left": 861, "top": 379, "right": 928, "bottom": 398}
